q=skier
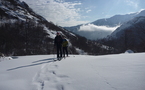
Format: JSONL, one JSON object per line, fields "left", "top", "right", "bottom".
{"left": 62, "top": 36, "right": 68, "bottom": 57}
{"left": 54, "top": 32, "right": 63, "bottom": 60}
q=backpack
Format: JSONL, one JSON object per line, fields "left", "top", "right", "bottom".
{"left": 62, "top": 39, "right": 68, "bottom": 47}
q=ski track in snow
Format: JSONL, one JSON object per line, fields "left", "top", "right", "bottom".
{"left": 32, "top": 60, "right": 72, "bottom": 90}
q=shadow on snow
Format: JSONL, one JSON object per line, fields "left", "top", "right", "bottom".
{"left": 7, "top": 58, "right": 56, "bottom": 71}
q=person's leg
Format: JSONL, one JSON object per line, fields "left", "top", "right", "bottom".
{"left": 59, "top": 46, "right": 62, "bottom": 58}
{"left": 57, "top": 46, "right": 59, "bottom": 58}
{"left": 66, "top": 47, "right": 68, "bottom": 56}
{"left": 63, "top": 47, "right": 65, "bottom": 57}
{"left": 64, "top": 47, "right": 68, "bottom": 56}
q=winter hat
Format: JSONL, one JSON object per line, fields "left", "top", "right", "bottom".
{"left": 57, "top": 32, "right": 60, "bottom": 35}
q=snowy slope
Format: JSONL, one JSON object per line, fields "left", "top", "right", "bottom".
{"left": 110, "top": 16, "right": 145, "bottom": 39}
{"left": 104, "top": 16, "right": 145, "bottom": 52}
{"left": 91, "top": 9, "right": 145, "bottom": 27}
{"left": 0, "top": 53, "right": 145, "bottom": 90}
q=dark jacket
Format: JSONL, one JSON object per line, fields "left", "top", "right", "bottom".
{"left": 54, "top": 35, "right": 63, "bottom": 46}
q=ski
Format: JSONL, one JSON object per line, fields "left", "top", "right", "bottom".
{"left": 53, "top": 56, "right": 69, "bottom": 61}
{"left": 53, "top": 57, "right": 63, "bottom": 61}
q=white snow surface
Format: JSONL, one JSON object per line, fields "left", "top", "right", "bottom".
{"left": 0, "top": 53, "right": 145, "bottom": 90}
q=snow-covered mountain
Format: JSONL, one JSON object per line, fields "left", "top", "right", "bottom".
{"left": 101, "top": 16, "right": 145, "bottom": 52}
{"left": 91, "top": 9, "right": 145, "bottom": 27}
{"left": 0, "top": 0, "right": 113, "bottom": 55}
{"left": 64, "top": 9, "right": 145, "bottom": 40}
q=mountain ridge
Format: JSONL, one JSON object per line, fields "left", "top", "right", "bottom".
{"left": 64, "top": 9, "right": 145, "bottom": 40}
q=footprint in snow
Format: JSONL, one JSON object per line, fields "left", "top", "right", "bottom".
{"left": 32, "top": 63, "right": 72, "bottom": 90}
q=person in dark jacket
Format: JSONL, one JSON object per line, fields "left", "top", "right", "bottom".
{"left": 54, "top": 32, "right": 63, "bottom": 59}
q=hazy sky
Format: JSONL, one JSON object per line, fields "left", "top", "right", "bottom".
{"left": 20, "top": 0, "right": 145, "bottom": 26}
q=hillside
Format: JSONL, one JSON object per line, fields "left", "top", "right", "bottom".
{"left": 0, "top": 0, "right": 62, "bottom": 55}
{"left": 0, "top": 53, "right": 145, "bottom": 90}
{"left": 0, "top": 0, "right": 114, "bottom": 56}
{"left": 100, "top": 16, "right": 145, "bottom": 52}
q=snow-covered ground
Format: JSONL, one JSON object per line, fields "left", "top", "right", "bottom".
{"left": 0, "top": 53, "right": 145, "bottom": 90}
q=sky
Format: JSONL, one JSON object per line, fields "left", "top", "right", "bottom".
{"left": 20, "top": 0, "right": 145, "bottom": 27}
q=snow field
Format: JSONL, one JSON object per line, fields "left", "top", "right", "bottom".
{"left": 0, "top": 53, "right": 145, "bottom": 90}
{"left": 55, "top": 54, "right": 145, "bottom": 90}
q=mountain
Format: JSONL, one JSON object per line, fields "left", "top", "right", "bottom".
{"left": 100, "top": 16, "right": 145, "bottom": 52}
{"left": 91, "top": 9, "right": 145, "bottom": 27}
{"left": 64, "top": 9, "right": 145, "bottom": 40}
{"left": 0, "top": 0, "right": 114, "bottom": 56}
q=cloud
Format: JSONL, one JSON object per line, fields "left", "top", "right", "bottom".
{"left": 79, "top": 24, "right": 118, "bottom": 32}
{"left": 78, "top": 24, "right": 119, "bottom": 40}
{"left": 20, "top": 0, "right": 89, "bottom": 26}
{"left": 125, "top": 0, "right": 138, "bottom": 8}
{"left": 86, "top": 9, "right": 91, "bottom": 13}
